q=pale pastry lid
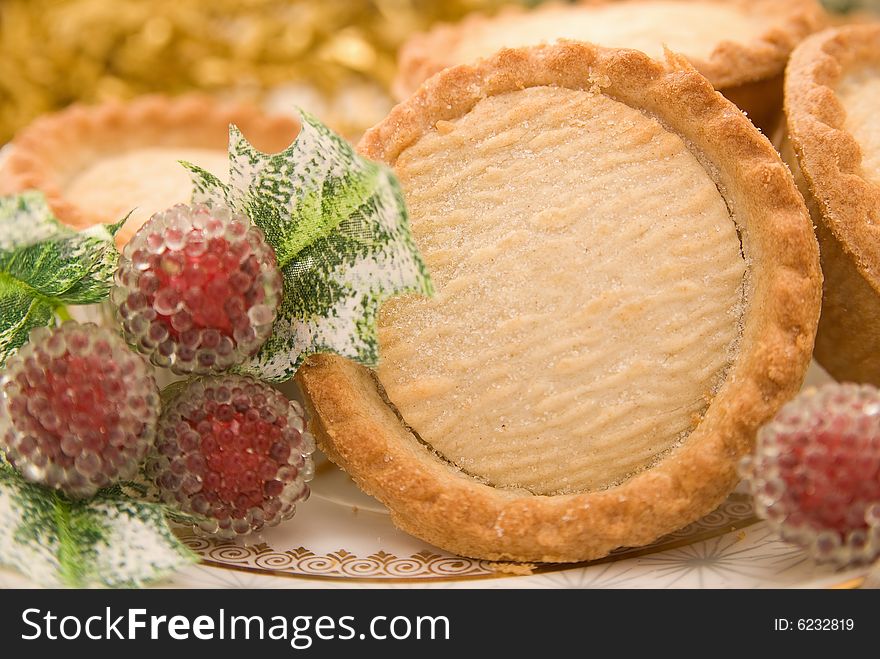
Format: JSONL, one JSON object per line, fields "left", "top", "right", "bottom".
{"left": 838, "top": 67, "right": 880, "bottom": 189}
{"left": 378, "top": 84, "right": 746, "bottom": 495}
{"left": 62, "top": 147, "right": 229, "bottom": 242}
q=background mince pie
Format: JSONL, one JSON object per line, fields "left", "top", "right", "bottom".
{"left": 394, "top": 0, "right": 828, "bottom": 133}
{"left": 0, "top": 94, "right": 299, "bottom": 244}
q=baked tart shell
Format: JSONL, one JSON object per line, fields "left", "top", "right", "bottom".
{"left": 298, "top": 44, "right": 821, "bottom": 563}
{"left": 784, "top": 25, "right": 880, "bottom": 385}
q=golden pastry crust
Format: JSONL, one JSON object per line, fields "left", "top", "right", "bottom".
{"left": 393, "top": 0, "right": 828, "bottom": 101}
{"left": 784, "top": 25, "right": 880, "bottom": 384}
{"left": 298, "top": 43, "right": 822, "bottom": 563}
{"left": 0, "top": 94, "right": 299, "bottom": 239}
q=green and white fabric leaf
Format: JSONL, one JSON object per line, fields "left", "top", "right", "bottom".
{"left": 0, "top": 191, "right": 125, "bottom": 366}
{"left": 186, "top": 110, "right": 433, "bottom": 381}
{"left": 0, "top": 462, "right": 196, "bottom": 588}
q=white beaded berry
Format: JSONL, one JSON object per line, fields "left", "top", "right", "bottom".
{"left": 0, "top": 321, "right": 160, "bottom": 498}
{"left": 740, "top": 383, "right": 880, "bottom": 566}
{"left": 112, "top": 203, "right": 282, "bottom": 374}
{"left": 147, "top": 375, "right": 314, "bottom": 539}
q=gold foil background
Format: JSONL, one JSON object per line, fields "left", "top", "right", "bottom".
{"left": 0, "top": 0, "right": 515, "bottom": 142}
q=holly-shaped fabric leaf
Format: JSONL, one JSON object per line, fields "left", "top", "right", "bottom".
{"left": 0, "top": 191, "right": 125, "bottom": 366}
{"left": 0, "top": 460, "right": 195, "bottom": 587}
{"left": 184, "top": 110, "right": 433, "bottom": 382}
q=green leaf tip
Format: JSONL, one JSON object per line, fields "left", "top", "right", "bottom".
{"left": 106, "top": 210, "right": 134, "bottom": 237}
{"left": 0, "top": 191, "right": 126, "bottom": 367}
{"left": 187, "top": 108, "right": 433, "bottom": 382}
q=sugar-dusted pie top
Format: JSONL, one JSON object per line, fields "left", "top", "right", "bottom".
{"left": 837, "top": 66, "right": 880, "bottom": 187}
{"left": 63, "top": 147, "right": 229, "bottom": 238}
{"left": 376, "top": 85, "right": 746, "bottom": 495}
{"left": 452, "top": 2, "right": 759, "bottom": 66}
{"left": 394, "top": 0, "right": 827, "bottom": 99}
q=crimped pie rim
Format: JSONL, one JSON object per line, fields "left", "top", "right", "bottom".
{"left": 297, "top": 43, "right": 821, "bottom": 563}
{"left": 392, "top": 0, "right": 828, "bottom": 100}
{"left": 784, "top": 24, "right": 880, "bottom": 288}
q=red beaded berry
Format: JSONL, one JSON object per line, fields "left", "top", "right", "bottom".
{"left": 0, "top": 322, "right": 159, "bottom": 498}
{"left": 147, "top": 375, "right": 314, "bottom": 538}
{"left": 740, "top": 383, "right": 880, "bottom": 566}
{"left": 113, "top": 203, "right": 282, "bottom": 374}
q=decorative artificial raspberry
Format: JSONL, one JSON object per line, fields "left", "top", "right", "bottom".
{"left": 112, "top": 203, "right": 282, "bottom": 374}
{"left": 0, "top": 322, "right": 159, "bottom": 498}
{"left": 740, "top": 383, "right": 880, "bottom": 566}
{"left": 147, "top": 375, "right": 314, "bottom": 538}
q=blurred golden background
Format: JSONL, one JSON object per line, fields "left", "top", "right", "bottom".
{"left": 0, "top": 0, "right": 876, "bottom": 143}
